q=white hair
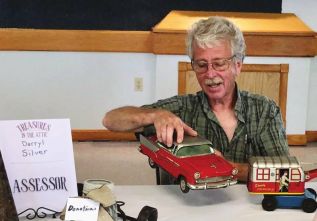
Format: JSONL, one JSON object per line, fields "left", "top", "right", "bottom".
{"left": 186, "top": 16, "right": 246, "bottom": 61}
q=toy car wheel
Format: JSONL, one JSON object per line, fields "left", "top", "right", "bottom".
{"left": 136, "top": 205, "right": 158, "bottom": 221}
{"left": 148, "top": 157, "right": 157, "bottom": 168}
{"left": 179, "top": 176, "right": 190, "bottom": 193}
{"left": 262, "top": 196, "right": 277, "bottom": 211}
{"left": 302, "top": 198, "right": 317, "bottom": 213}
{"left": 306, "top": 188, "right": 317, "bottom": 198}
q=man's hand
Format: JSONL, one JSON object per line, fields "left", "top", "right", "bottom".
{"left": 153, "top": 109, "right": 197, "bottom": 147}
{"left": 103, "top": 106, "right": 197, "bottom": 147}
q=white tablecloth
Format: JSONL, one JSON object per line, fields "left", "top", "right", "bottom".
{"left": 113, "top": 183, "right": 317, "bottom": 221}
{"left": 19, "top": 183, "right": 317, "bottom": 221}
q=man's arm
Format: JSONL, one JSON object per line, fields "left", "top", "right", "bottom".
{"left": 103, "top": 106, "right": 156, "bottom": 131}
{"left": 103, "top": 106, "right": 197, "bottom": 146}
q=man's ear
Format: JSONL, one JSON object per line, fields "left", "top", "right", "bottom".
{"left": 234, "top": 60, "right": 243, "bottom": 77}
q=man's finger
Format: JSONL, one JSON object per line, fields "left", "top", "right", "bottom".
{"left": 160, "top": 124, "right": 167, "bottom": 144}
{"left": 166, "top": 124, "right": 175, "bottom": 147}
{"left": 183, "top": 123, "right": 198, "bottom": 136}
{"left": 155, "top": 122, "right": 165, "bottom": 143}
{"left": 175, "top": 125, "right": 184, "bottom": 144}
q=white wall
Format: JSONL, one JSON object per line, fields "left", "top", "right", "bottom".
{"left": 0, "top": 52, "right": 156, "bottom": 128}
{"left": 307, "top": 57, "right": 317, "bottom": 130}
{"left": 0, "top": 1, "right": 316, "bottom": 133}
{"left": 282, "top": 0, "right": 317, "bottom": 131}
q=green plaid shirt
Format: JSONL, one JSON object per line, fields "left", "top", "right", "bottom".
{"left": 142, "top": 88, "right": 289, "bottom": 163}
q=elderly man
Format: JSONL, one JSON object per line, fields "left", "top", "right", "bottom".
{"left": 103, "top": 16, "right": 289, "bottom": 182}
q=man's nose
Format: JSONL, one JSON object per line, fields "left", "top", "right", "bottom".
{"left": 206, "top": 63, "right": 217, "bottom": 76}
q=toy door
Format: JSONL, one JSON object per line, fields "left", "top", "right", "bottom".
{"left": 157, "top": 144, "right": 179, "bottom": 178}
{"left": 288, "top": 168, "right": 305, "bottom": 193}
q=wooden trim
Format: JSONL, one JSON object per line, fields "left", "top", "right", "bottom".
{"left": 306, "top": 131, "right": 317, "bottom": 143}
{"left": 152, "top": 33, "right": 317, "bottom": 56}
{"left": 315, "top": 36, "right": 317, "bottom": 54}
{"left": 287, "top": 134, "right": 307, "bottom": 146}
{"left": 152, "top": 10, "right": 317, "bottom": 56}
{"left": 178, "top": 62, "right": 188, "bottom": 95}
{"left": 0, "top": 11, "right": 316, "bottom": 56}
{"left": 244, "top": 35, "right": 316, "bottom": 57}
{"left": 279, "top": 64, "right": 289, "bottom": 126}
{"left": 72, "top": 129, "right": 136, "bottom": 141}
{"left": 153, "top": 11, "right": 315, "bottom": 35}
{"left": 0, "top": 29, "right": 315, "bottom": 56}
{"left": 0, "top": 29, "right": 152, "bottom": 53}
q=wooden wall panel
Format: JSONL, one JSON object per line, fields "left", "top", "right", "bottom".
{"left": 0, "top": 29, "right": 152, "bottom": 53}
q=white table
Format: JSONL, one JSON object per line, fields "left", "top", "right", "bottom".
{"left": 19, "top": 183, "right": 317, "bottom": 221}
{"left": 113, "top": 184, "right": 317, "bottom": 221}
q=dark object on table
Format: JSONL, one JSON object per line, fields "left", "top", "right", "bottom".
{"left": 0, "top": 151, "right": 19, "bottom": 221}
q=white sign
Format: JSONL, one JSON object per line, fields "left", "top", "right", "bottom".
{"left": 0, "top": 119, "right": 78, "bottom": 215}
{"left": 65, "top": 198, "right": 99, "bottom": 221}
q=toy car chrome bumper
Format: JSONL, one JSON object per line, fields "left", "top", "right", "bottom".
{"left": 188, "top": 177, "right": 238, "bottom": 190}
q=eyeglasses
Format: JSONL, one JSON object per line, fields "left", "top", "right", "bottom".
{"left": 191, "top": 55, "right": 236, "bottom": 74}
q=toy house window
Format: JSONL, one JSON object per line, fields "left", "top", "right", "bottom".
{"left": 291, "top": 168, "right": 301, "bottom": 180}
{"left": 257, "top": 168, "right": 270, "bottom": 180}
{"left": 276, "top": 169, "right": 280, "bottom": 181}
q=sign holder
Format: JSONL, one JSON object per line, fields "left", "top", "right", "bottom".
{"left": 18, "top": 207, "right": 59, "bottom": 219}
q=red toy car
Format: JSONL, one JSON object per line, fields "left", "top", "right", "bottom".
{"left": 138, "top": 135, "right": 238, "bottom": 193}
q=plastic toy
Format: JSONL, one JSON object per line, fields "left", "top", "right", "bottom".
{"left": 247, "top": 156, "right": 317, "bottom": 213}
{"left": 138, "top": 135, "right": 238, "bottom": 193}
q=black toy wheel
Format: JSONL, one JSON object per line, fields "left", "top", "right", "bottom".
{"left": 179, "top": 176, "right": 190, "bottom": 193}
{"left": 262, "top": 196, "right": 277, "bottom": 211}
{"left": 306, "top": 188, "right": 317, "bottom": 198}
{"left": 302, "top": 198, "right": 317, "bottom": 213}
{"left": 136, "top": 205, "right": 158, "bottom": 221}
{"left": 148, "top": 157, "right": 157, "bottom": 168}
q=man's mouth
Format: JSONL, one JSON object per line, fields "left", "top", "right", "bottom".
{"left": 205, "top": 79, "right": 223, "bottom": 88}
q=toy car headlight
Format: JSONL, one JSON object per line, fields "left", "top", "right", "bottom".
{"left": 194, "top": 172, "right": 200, "bottom": 179}
{"left": 232, "top": 168, "right": 238, "bottom": 175}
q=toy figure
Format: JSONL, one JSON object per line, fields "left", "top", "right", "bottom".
{"left": 279, "top": 169, "right": 289, "bottom": 192}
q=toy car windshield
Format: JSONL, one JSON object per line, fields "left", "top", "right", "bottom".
{"left": 175, "top": 144, "right": 214, "bottom": 157}
{"left": 157, "top": 137, "right": 215, "bottom": 157}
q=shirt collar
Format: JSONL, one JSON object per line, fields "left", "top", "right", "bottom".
{"left": 198, "top": 83, "right": 246, "bottom": 123}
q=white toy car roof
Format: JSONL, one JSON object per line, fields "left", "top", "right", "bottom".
{"left": 177, "top": 136, "right": 212, "bottom": 148}
{"left": 249, "top": 156, "right": 300, "bottom": 169}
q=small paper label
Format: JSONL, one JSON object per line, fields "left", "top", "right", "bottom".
{"left": 65, "top": 198, "right": 99, "bottom": 221}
